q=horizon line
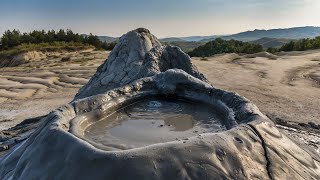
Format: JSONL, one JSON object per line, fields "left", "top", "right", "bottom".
{"left": 1, "top": 25, "right": 320, "bottom": 39}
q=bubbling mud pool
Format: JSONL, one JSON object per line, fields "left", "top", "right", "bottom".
{"left": 84, "top": 98, "right": 227, "bottom": 150}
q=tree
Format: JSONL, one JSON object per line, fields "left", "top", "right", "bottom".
{"left": 0, "top": 29, "right": 117, "bottom": 51}
{"left": 85, "top": 34, "right": 102, "bottom": 48}
{"left": 1, "top": 29, "right": 21, "bottom": 48}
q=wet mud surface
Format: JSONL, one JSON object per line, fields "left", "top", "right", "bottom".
{"left": 85, "top": 98, "right": 226, "bottom": 149}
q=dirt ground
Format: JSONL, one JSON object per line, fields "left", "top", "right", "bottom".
{"left": 193, "top": 51, "right": 320, "bottom": 153}
{"left": 0, "top": 49, "right": 108, "bottom": 130}
{"left": 193, "top": 51, "right": 320, "bottom": 125}
{"left": 0, "top": 49, "right": 319, "bottom": 152}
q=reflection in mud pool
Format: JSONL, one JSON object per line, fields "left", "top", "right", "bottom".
{"left": 85, "top": 98, "right": 226, "bottom": 149}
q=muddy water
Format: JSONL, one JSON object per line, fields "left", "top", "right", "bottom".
{"left": 85, "top": 98, "right": 226, "bottom": 149}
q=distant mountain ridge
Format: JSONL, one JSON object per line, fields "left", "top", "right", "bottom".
{"left": 160, "top": 26, "right": 320, "bottom": 43}
{"left": 97, "top": 36, "right": 119, "bottom": 43}
{"left": 160, "top": 37, "right": 186, "bottom": 42}
{"left": 250, "top": 37, "right": 293, "bottom": 48}
{"left": 160, "top": 35, "right": 220, "bottom": 42}
{"left": 209, "top": 26, "right": 320, "bottom": 42}
{"left": 83, "top": 26, "right": 320, "bottom": 50}
{"left": 81, "top": 34, "right": 118, "bottom": 43}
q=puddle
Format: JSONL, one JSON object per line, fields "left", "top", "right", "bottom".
{"left": 84, "top": 98, "right": 226, "bottom": 149}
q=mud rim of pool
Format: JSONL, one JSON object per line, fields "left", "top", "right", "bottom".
{"left": 69, "top": 69, "right": 267, "bottom": 151}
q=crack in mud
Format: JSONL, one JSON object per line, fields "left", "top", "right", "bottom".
{"left": 247, "top": 124, "right": 274, "bottom": 180}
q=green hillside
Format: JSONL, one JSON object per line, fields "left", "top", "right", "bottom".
{"left": 188, "top": 38, "right": 263, "bottom": 57}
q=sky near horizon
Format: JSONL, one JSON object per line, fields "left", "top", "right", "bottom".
{"left": 0, "top": 0, "right": 320, "bottom": 38}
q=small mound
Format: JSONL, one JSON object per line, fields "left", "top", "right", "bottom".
{"left": 0, "top": 51, "right": 46, "bottom": 67}
{"left": 244, "top": 51, "right": 278, "bottom": 60}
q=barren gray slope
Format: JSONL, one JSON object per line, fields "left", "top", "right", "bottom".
{"left": 74, "top": 28, "right": 207, "bottom": 100}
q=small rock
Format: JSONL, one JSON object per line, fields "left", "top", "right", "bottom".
{"left": 0, "top": 145, "right": 9, "bottom": 151}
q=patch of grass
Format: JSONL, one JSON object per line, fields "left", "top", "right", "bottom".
{"left": 311, "top": 58, "right": 320, "bottom": 62}
{"left": 268, "top": 56, "right": 278, "bottom": 60}
{"left": 0, "top": 42, "right": 94, "bottom": 58}
{"left": 232, "top": 56, "right": 242, "bottom": 61}
{"left": 200, "top": 57, "right": 208, "bottom": 61}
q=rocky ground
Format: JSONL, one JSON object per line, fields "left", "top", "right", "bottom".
{"left": 0, "top": 49, "right": 319, "bottom": 153}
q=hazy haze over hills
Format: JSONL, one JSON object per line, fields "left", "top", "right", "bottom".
{"left": 98, "top": 26, "right": 320, "bottom": 44}
{"left": 205, "top": 26, "right": 320, "bottom": 42}
{"left": 250, "top": 37, "right": 293, "bottom": 48}
{"left": 87, "top": 26, "right": 320, "bottom": 50}
{"left": 161, "top": 36, "right": 220, "bottom": 42}
{"left": 81, "top": 34, "right": 118, "bottom": 43}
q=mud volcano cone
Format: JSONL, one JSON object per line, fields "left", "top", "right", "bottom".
{"left": 74, "top": 28, "right": 207, "bottom": 100}
{"left": 0, "top": 28, "right": 320, "bottom": 180}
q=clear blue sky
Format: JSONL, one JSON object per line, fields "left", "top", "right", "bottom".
{"left": 0, "top": 0, "right": 319, "bottom": 38}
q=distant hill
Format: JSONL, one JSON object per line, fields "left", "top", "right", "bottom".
{"left": 160, "top": 37, "right": 186, "bottom": 42}
{"left": 161, "top": 26, "right": 320, "bottom": 43}
{"left": 97, "top": 36, "right": 118, "bottom": 43}
{"left": 82, "top": 26, "right": 320, "bottom": 50}
{"left": 166, "top": 41, "right": 205, "bottom": 52}
{"left": 82, "top": 34, "right": 118, "bottom": 43}
{"left": 188, "top": 38, "right": 263, "bottom": 57}
{"left": 250, "top": 37, "right": 293, "bottom": 49}
{"left": 202, "top": 26, "right": 320, "bottom": 42}
{"left": 179, "top": 35, "right": 220, "bottom": 42}
{"left": 160, "top": 35, "right": 221, "bottom": 42}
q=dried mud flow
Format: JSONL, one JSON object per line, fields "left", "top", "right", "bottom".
{"left": 0, "top": 50, "right": 108, "bottom": 130}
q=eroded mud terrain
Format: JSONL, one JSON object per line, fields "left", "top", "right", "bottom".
{"left": 1, "top": 49, "right": 320, "bottom": 153}
{"left": 0, "top": 50, "right": 108, "bottom": 130}
{"left": 193, "top": 51, "right": 320, "bottom": 152}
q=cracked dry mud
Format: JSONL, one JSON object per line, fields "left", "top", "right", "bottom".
{"left": 0, "top": 28, "right": 320, "bottom": 179}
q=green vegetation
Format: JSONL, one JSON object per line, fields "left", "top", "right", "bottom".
{"left": 0, "top": 42, "right": 95, "bottom": 58}
{"left": 0, "top": 29, "right": 116, "bottom": 57}
{"left": 250, "top": 37, "right": 293, "bottom": 49}
{"left": 265, "top": 36, "right": 320, "bottom": 53}
{"left": 185, "top": 36, "right": 320, "bottom": 57}
{"left": 278, "top": 37, "right": 320, "bottom": 52}
{"left": 188, "top": 38, "right": 263, "bottom": 57}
